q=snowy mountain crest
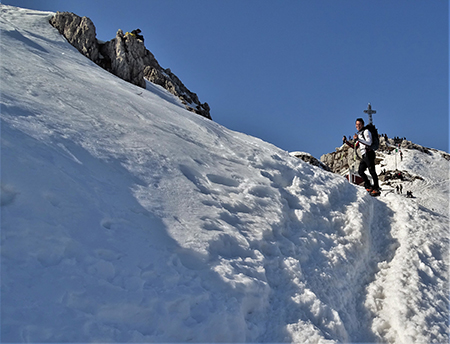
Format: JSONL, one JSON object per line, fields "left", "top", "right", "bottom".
{"left": 321, "top": 136, "right": 449, "bottom": 216}
{"left": 50, "top": 11, "right": 211, "bottom": 119}
{"left": 321, "top": 136, "right": 449, "bottom": 176}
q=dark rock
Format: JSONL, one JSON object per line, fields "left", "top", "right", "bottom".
{"left": 49, "top": 12, "right": 99, "bottom": 63}
{"left": 98, "top": 29, "right": 146, "bottom": 88}
{"left": 320, "top": 136, "right": 392, "bottom": 174}
{"left": 290, "top": 152, "right": 331, "bottom": 171}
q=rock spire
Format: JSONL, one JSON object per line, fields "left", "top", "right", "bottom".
{"left": 50, "top": 12, "right": 211, "bottom": 119}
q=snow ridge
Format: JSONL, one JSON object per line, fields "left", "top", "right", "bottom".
{"left": 1, "top": 5, "right": 448, "bottom": 343}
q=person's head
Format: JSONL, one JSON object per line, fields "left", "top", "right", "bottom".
{"left": 355, "top": 118, "right": 364, "bottom": 131}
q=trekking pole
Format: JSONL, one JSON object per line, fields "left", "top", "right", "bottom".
{"left": 395, "top": 147, "right": 397, "bottom": 170}
{"left": 352, "top": 146, "right": 357, "bottom": 184}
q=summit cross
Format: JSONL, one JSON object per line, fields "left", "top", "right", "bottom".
{"left": 364, "top": 103, "right": 376, "bottom": 124}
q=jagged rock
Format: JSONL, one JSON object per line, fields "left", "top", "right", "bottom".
{"left": 441, "top": 152, "right": 450, "bottom": 161}
{"left": 320, "top": 144, "right": 356, "bottom": 174}
{"left": 379, "top": 169, "right": 423, "bottom": 183}
{"left": 290, "top": 151, "right": 331, "bottom": 171}
{"left": 49, "top": 12, "right": 211, "bottom": 119}
{"left": 320, "top": 136, "right": 390, "bottom": 174}
{"left": 98, "top": 30, "right": 146, "bottom": 88}
{"left": 49, "top": 12, "right": 99, "bottom": 63}
{"left": 143, "top": 66, "right": 211, "bottom": 119}
{"left": 400, "top": 140, "right": 431, "bottom": 154}
{"left": 320, "top": 136, "right": 444, "bottom": 177}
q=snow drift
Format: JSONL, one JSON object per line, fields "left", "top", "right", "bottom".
{"left": 1, "top": 5, "right": 448, "bottom": 343}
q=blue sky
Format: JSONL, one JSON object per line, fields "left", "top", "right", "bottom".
{"left": 3, "top": 0, "right": 449, "bottom": 158}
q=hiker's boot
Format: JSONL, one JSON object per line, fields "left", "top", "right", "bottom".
{"left": 370, "top": 188, "right": 381, "bottom": 197}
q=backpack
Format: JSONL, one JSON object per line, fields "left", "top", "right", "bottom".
{"left": 364, "top": 123, "right": 379, "bottom": 151}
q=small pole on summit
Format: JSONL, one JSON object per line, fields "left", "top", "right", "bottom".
{"left": 364, "top": 103, "right": 376, "bottom": 124}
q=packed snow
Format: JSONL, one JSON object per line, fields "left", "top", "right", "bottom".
{"left": 1, "top": 5, "right": 448, "bottom": 343}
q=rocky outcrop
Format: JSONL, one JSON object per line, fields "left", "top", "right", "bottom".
{"left": 398, "top": 140, "right": 450, "bottom": 160}
{"left": 49, "top": 11, "right": 211, "bottom": 119}
{"left": 143, "top": 66, "right": 211, "bottom": 118}
{"left": 378, "top": 169, "right": 423, "bottom": 184}
{"left": 399, "top": 140, "right": 431, "bottom": 154}
{"left": 320, "top": 144, "right": 352, "bottom": 175}
{"left": 289, "top": 151, "right": 331, "bottom": 171}
{"left": 320, "top": 136, "right": 390, "bottom": 174}
{"left": 320, "top": 136, "right": 448, "bottom": 176}
{"left": 98, "top": 29, "right": 146, "bottom": 88}
{"left": 50, "top": 12, "right": 99, "bottom": 63}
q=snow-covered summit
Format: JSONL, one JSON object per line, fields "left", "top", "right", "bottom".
{"left": 1, "top": 5, "right": 448, "bottom": 343}
{"left": 321, "top": 137, "right": 450, "bottom": 216}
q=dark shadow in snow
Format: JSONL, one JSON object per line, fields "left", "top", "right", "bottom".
{"left": 0, "top": 121, "right": 251, "bottom": 343}
{"left": 418, "top": 204, "right": 445, "bottom": 217}
{"left": 144, "top": 80, "right": 184, "bottom": 108}
{"left": 179, "top": 163, "right": 212, "bottom": 194}
{"left": 3, "top": 29, "right": 49, "bottom": 53}
{"left": 1, "top": 102, "right": 40, "bottom": 118}
{"left": 350, "top": 197, "right": 398, "bottom": 343}
{"left": 0, "top": 184, "right": 19, "bottom": 206}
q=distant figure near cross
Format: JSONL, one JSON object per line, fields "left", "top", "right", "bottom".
{"left": 364, "top": 103, "right": 376, "bottom": 124}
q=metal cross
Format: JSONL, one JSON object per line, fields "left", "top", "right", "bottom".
{"left": 364, "top": 103, "right": 376, "bottom": 124}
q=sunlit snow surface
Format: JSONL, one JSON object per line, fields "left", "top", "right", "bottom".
{"left": 1, "top": 5, "right": 448, "bottom": 343}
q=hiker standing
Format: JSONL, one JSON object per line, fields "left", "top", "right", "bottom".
{"left": 343, "top": 118, "right": 380, "bottom": 196}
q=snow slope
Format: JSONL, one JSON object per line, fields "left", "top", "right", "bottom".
{"left": 1, "top": 5, "right": 448, "bottom": 343}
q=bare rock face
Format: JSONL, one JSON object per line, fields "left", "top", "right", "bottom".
{"left": 49, "top": 12, "right": 99, "bottom": 63}
{"left": 320, "top": 136, "right": 390, "bottom": 174}
{"left": 320, "top": 144, "right": 356, "bottom": 174}
{"left": 143, "top": 66, "right": 211, "bottom": 119}
{"left": 320, "top": 136, "right": 446, "bottom": 176}
{"left": 289, "top": 152, "right": 330, "bottom": 171}
{"left": 49, "top": 12, "right": 211, "bottom": 119}
{"left": 98, "top": 29, "right": 146, "bottom": 88}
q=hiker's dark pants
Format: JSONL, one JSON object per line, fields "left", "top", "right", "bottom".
{"left": 359, "top": 150, "right": 379, "bottom": 189}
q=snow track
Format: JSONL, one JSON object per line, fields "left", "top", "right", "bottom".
{"left": 366, "top": 193, "right": 449, "bottom": 344}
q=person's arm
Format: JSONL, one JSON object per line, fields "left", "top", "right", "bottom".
{"left": 343, "top": 136, "right": 354, "bottom": 148}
